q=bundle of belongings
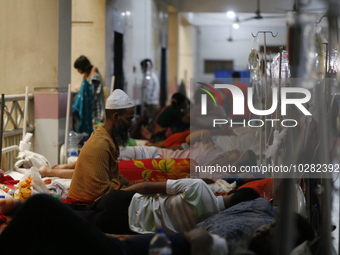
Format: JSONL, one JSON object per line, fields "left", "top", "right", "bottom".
{"left": 14, "top": 151, "right": 51, "bottom": 174}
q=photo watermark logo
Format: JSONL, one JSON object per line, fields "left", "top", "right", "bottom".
{"left": 197, "top": 82, "right": 312, "bottom": 128}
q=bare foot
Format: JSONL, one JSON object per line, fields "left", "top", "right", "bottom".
{"left": 141, "top": 126, "right": 152, "bottom": 140}
{"left": 39, "top": 165, "right": 52, "bottom": 178}
{"left": 0, "top": 198, "right": 22, "bottom": 215}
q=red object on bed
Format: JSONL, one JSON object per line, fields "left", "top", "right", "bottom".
{"left": 163, "top": 131, "right": 190, "bottom": 148}
{"left": 0, "top": 212, "right": 7, "bottom": 224}
{"left": 0, "top": 175, "right": 19, "bottom": 186}
{"left": 119, "top": 158, "right": 192, "bottom": 182}
{"left": 238, "top": 178, "right": 281, "bottom": 201}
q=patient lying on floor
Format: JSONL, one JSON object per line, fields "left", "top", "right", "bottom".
{"left": 39, "top": 130, "right": 257, "bottom": 180}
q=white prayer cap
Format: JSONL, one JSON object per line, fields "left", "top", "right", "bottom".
{"left": 105, "top": 89, "right": 134, "bottom": 109}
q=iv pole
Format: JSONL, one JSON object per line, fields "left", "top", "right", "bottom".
{"left": 251, "top": 31, "right": 278, "bottom": 167}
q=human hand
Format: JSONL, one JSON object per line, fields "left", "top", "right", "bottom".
{"left": 119, "top": 177, "right": 131, "bottom": 188}
{"left": 184, "top": 228, "right": 213, "bottom": 255}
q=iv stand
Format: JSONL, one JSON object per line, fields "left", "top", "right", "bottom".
{"left": 251, "top": 31, "right": 278, "bottom": 168}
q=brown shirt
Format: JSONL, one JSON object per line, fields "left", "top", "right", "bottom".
{"left": 68, "top": 126, "right": 121, "bottom": 203}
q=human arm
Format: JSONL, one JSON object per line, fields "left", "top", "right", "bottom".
{"left": 0, "top": 198, "right": 23, "bottom": 215}
{"left": 39, "top": 165, "right": 74, "bottom": 178}
{"left": 121, "top": 181, "right": 167, "bottom": 194}
{"left": 186, "top": 130, "right": 212, "bottom": 146}
{"left": 51, "top": 161, "right": 77, "bottom": 170}
{"left": 118, "top": 176, "right": 130, "bottom": 189}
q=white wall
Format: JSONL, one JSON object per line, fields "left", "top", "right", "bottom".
{"left": 196, "top": 25, "right": 288, "bottom": 81}
{"left": 105, "top": 0, "right": 168, "bottom": 105}
{"left": 72, "top": 0, "right": 106, "bottom": 91}
{"left": 105, "top": 0, "right": 133, "bottom": 95}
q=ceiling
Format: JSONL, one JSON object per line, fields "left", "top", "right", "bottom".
{"left": 183, "top": 12, "right": 289, "bottom": 27}
{"left": 160, "top": 0, "right": 328, "bottom": 13}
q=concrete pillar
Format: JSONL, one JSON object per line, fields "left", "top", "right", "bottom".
{"left": 34, "top": 0, "right": 72, "bottom": 165}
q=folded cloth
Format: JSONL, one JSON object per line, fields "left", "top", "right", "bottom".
{"left": 0, "top": 175, "right": 15, "bottom": 184}
{"left": 2, "top": 179, "right": 19, "bottom": 186}
{"left": 14, "top": 151, "right": 51, "bottom": 173}
{"left": 208, "top": 180, "right": 236, "bottom": 193}
{"left": 118, "top": 146, "right": 160, "bottom": 161}
{"left": 0, "top": 212, "right": 7, "bottom": 224}
{"left": 45, "top": 180, "right": 69, "bottom": 199}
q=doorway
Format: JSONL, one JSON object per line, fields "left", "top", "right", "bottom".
{"left": 113, "top": 31, "right": 124, "bottom": 90}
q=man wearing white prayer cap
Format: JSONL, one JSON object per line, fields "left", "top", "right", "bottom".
{"left": 68, "top": 89, "right": 135, "bottom": 203}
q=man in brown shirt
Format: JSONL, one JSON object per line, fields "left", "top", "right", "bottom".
{"left": 68, "top": 89, "right": 135, "bottom": 203}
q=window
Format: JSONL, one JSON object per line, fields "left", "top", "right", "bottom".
{"left": 204, "top": 60, "right": 233, "bottom": 74}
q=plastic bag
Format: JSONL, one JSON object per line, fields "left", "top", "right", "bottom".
{"left": 248, "top": 37, "right": 260, "bottom": 70}
{"left": 17, "top": 167, "right": 50, "bottom": 200}
{"left": 271, "top": 50, "right": 290, "bottom": 86}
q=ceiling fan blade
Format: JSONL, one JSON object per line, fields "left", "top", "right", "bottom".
{"left": 262, "top": 15, "right": 287, "bottom": 19}
{"left": 239, "top": 16, "right": 257, "bottom": 22}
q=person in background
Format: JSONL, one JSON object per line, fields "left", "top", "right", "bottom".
{"left": 142, "top": 92, "right": 190, "bottom": 143}
{"left": 73, "top": 55, "right": 107, "bottom": 135}
{"left": 140, "top": 59, "right": 160, "bottom": 123}
{"left": 223, "top": 71, "right": 251, "bottom": 121}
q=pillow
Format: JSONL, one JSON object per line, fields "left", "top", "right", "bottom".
{"left": 197, "top": 198, "right": 277, "bottom": 240}
{"left": 119, "top": 158, "right": 192, "bottom": 182}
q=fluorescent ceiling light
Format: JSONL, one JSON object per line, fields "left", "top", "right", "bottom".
{"left": 233, "top": 23, "right": 239, "bottom": 29}
{"left": 227, "top": 11, "right": 235, "bottom": 19}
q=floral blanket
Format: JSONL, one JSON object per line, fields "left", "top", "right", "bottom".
{"left": 119, "top": 158, "right": 192, "bottom": 182}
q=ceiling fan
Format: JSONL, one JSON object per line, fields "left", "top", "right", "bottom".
{"left": 238, "top": 0, "right": 286, "bottom": 23}
{"left": 214, "top": 27, "right": 250, "bottom": 43}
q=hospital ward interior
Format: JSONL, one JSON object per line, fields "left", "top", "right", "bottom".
{"left": 2, "top": 0, "right": 340, "bottom": 254}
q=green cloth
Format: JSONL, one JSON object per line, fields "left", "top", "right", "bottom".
{"left": 127, "top": 138, "right": 137, "bottom": 146}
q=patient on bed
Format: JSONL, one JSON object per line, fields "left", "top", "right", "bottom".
{"left": 39, "top": 130, "right": 256, "bottom": 181}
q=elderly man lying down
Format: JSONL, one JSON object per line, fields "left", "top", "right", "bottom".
{"left": 1, "top": 178, "right": 259, "bottom": 234}
{"left": 0, "top": 194, "right": 315, "bottom": 255}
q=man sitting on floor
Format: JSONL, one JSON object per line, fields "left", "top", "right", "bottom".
{"left": 0, "top": 194, "right": 315, "bottom": 255}
{"left": 65, "top": 89, "right": 134, "bottom": 203}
